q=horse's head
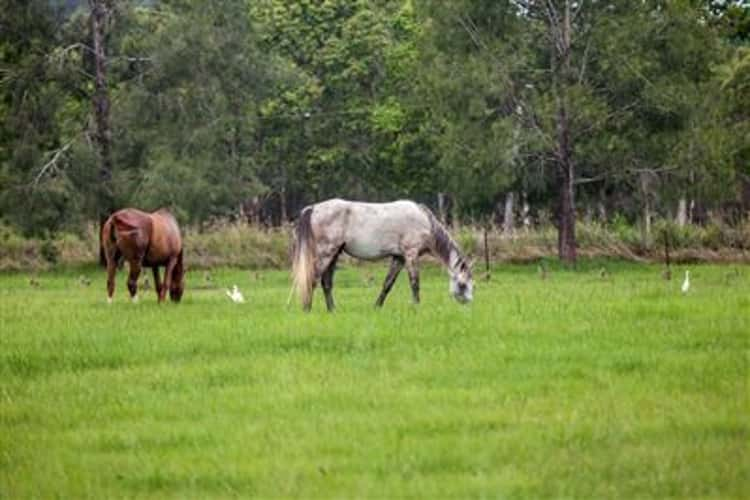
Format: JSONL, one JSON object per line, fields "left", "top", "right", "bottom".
{"left": 169, "top": 253, "right": 185, "bottom": 302}
{"left": 449, "top": 258, "right": 473, "bottom": 304}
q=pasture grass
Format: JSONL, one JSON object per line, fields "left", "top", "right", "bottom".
{"left": 1, "top": 261, "right": 748, "bottom": 498}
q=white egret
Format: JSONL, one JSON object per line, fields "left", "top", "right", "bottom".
{"left": 226, "top": 284, "right": 245, "bottom": 303}
{"left": 681, "top": 270, "right": 690, "bottom": 294}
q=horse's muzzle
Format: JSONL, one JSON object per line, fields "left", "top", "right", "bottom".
{"left": 453, "top": 293, "right": 472, "bottom": 304}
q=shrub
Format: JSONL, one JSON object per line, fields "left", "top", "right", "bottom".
{"left": 53, "top": 228, "right": 97, "bottom": 266}
{"left": 0, "top": 216, "right": 748, "bottom": 271}
{"left": 609, "top": 214, "right": 641, "bottom": 248}
{"left": 184, "top": 220, "right": 290, "bottom": 269}
{"left": 455, "top": 226, "right": 478, "bottom": 257}
{"left": 39, "top": 239, "right": 59, "bottom": 265}
{"left": 0, "top": 223, "right": 46, "bottom": 271}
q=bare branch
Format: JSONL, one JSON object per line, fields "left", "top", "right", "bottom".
{"left": 571, "top": 0, "right": 585, "bottom": 24}
{"left": 47, "top": 43, "right": 95, "bottom": 68}
{"left": 516, "top": 101, "right": 555, "bottom": 149}
{"left": 544, "top": 0, "right": 561, "bottom": 27}
{"left": 75, "top": 67, "right": 97, "bottom": 80}
{"left": 574, "top": 174, "right": 608, "bottom": 185}
{"left": 575, "top": 164, "right": 682, "bottom": 186}
{"left": 106, "top": 55, "right": 153, "bottom": 66}
{"left": 544, "top": 0, "right": 565, "bottom": 55}
{"left": 571, "top": 101, "right": 639, "bottom": 141}
{"left": 455, "top": 14, "right": 486, "bottom": 55}
{"left": 577, "top": 32, "right": 592, "bottom": 84}
{"left": 32, "top": 141, "right": 73, "bottom": 187}
{"left": 630, "top": 165, "right": 681, "bottom": 175}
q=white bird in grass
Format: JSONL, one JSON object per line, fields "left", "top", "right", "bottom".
{"left": 681, "top": 270, "right": 690, "bottom": 294}
{"left": 226, "top": 284, "right": 245, "bottom": 303}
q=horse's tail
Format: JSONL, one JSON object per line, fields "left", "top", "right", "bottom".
{"left": 100, "top": 216, "right": 116, "bottom": 267}
{"left": 291, "top": 206, "right": 316, "bottom": 310}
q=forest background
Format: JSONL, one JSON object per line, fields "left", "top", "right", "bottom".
{"left": 1, "top": 0, "right": 749, "bottom": 268}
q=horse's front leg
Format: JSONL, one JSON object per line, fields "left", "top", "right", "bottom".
{"left": 405, "top": 254, "right": 420, "bottom": 304}
{"left": 152, "top": 266, "right": 163, "bottom": 300}
{"left": 127, "top": 260, "right": 142, "bottom": 303}
{"left": 375, "top": 256, "right": 404, "bottom": 307}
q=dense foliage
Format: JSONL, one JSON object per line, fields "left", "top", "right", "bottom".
{"left": 0, "top": 0, "right": 748, "bottom": 261}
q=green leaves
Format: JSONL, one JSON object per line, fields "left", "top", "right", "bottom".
{"left": 0, "top": 0, "right": 746, "bottom": 236}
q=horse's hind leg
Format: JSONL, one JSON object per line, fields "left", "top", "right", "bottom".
{"left": 405, "top": 254, "right": 420, "bottom": 304}
{"left": 106, "top": 261, "right": 117, "bottom": 304}
{"left": 161, "top": 257, "right": 177, "bottom": 303}
{"left": 321, "top": 248, "right": 343, "bottom": 312}
{"left": 375, "top": 256, "right": 404, "bottom": 308}
{"left": 152, "top": 266, "right": 162, "bottom": 300}
{"left": 321, "top": 266, "right": 335, "bottom": 312}
{"left": 127, "top": 260, "right": 142, "bottom": 303}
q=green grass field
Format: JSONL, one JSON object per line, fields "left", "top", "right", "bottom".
{"left": 1, "top": 261, "right": 748, "bottom": 498}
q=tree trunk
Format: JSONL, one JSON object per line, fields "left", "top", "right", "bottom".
{"left": 640, "top": 172, "right": 652, "bottom": 247}
{"left": 521, "top": 191, "right": 531, "bottom": 230}
{"left": 493, "top": 199, "right": 503, "bottom": 228}
{"left": 91, "top": 0, "right": 113, "bottom": 213}
{"left": 557, "top": 153, "right": 577, "bottom": 263}
{"left": 279, "top": 187, "right": 288, "bottom": 224}
{"left": 449, "top": 196, "right": 458, "bottom": 228}
{"left": 676, "top": 197, "right": 688, "bottom": 227}
{"left": 252, "top": 195, "right": 262, "bottom": 226}
{"left": 91, "top": 0, "right": 113, "bottom": 265}
{"left": 688, "top": 199, "right": 695, "bottom": 225}
{"left": 503, "top": 192, "right": 515, "bottom": 237}
{"left": 437, "top": 192, "right": 447, "bottom": 224}
{"left": 584, "top": 205, "right": 593, "bottom": 224}
{"left": 553, "top": 0, "right": 577, "bottom": 264}
{"left": 555, "top": 103, "right": 577, "bottom": 263}
{"left": 740, "top": 174, "right": 750, "bottom": 213}
{"left": 597, "top": 186, "right": 607, "bottom": 222}
{"left": 642, "top": 204, "right": 652, "bottom": 246}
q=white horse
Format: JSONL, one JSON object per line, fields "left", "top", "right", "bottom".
{"left": 291, "top": 199, "right": 473, "bottom": 311}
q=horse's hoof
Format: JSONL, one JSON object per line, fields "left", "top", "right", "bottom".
{"left": 107, "top": 297, "right": 113, "bottom": 305}
{"left": 131, "top": 295, "right": 139, "bottom": 304}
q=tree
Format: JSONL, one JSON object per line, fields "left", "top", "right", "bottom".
{"left": 420, "top": 0, "right": 621, "bottom": 262}
{"left": 0, "top": 0, "right": 743, "bottom": 241}
{"left": 107, "top": 0, "right": 284, "bottom": 223}
{"left": 418, "top": 0, "right": 737, "bottom": 260}
{"left": 0, "top": 1, "right": 88, "bottom": 233}
{"left": 253, "top": 0, "right": 434, "bottom": 213}
{"left": 89, "top": 0, "right": 114, "bottom": 224}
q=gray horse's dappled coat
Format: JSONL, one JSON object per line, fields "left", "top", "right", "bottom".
{"left": 292, "top": 199, "right": 473, "bottom": 311}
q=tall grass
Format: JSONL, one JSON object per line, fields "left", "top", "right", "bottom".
{"left": 1, "top": 217, "right": 748, "bottom": 271}
{"left": 0, "top": 220, "right": 292, "bottom": 272}
{"left": 184, "top": 220, "right": 290, "bottom": 269}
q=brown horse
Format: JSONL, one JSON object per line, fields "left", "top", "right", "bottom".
{"left": 101, "top": 208, "right": 185, "bottom": 303}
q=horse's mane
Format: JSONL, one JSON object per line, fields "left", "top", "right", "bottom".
{"left": 419, "top": 204, "right": 462, "bottom": 267}
{"left": 154, "top": 207, "right": 175, "bottom": 217}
